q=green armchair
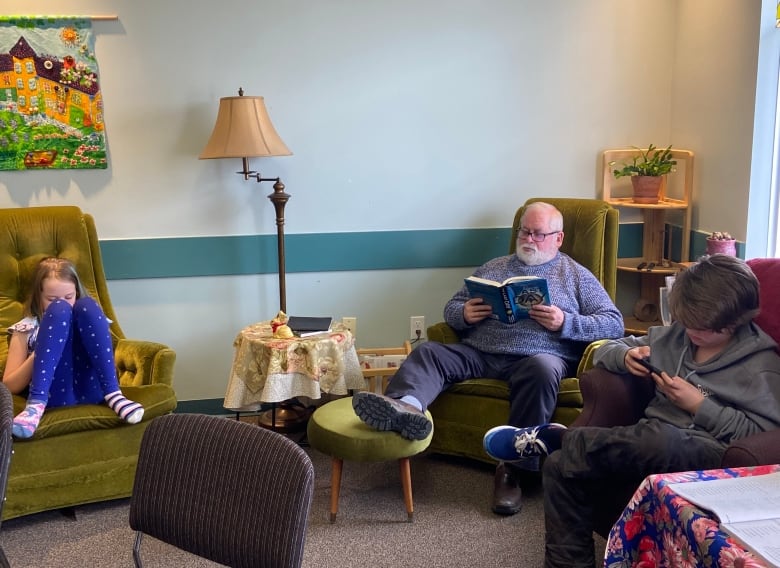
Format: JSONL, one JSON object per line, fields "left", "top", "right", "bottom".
{"left": 0, "top": 206, "right": 177, "bottom": 520}
{"left": 426, "top": 197, "right": 619, "bottom": 464}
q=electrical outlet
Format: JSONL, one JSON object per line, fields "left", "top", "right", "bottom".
{"left": 342, "top": 317, "right": 357, "bottom": 336}
{"left": 410, "top": 316, "right": 425, "bottom": 339}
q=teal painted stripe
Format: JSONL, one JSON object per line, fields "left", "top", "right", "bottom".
{"left": 617, "top": 223, "right": 643, "bottom": 258}
{"left": 99, "top": 225, "right": 689, "bottom": 280}
{"left": 100, "top": 228, "right": 511, "bottom": 279}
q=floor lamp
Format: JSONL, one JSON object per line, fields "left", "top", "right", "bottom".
{"left": 199, "top": 87, "right": 292, "bottom": 312}
{"left": 200, "top": 88, "right": 307, "bottom": 431}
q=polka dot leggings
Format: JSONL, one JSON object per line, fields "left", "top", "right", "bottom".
{"left": 30, "top": 297, "right": 122, "bottom": 407}
{"left": 12, "top": 297, "right": 144, "bottom": 439}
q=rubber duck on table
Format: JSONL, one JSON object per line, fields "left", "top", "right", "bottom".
{"left": 270, "top": 310, "right": 294, "bottom": 339}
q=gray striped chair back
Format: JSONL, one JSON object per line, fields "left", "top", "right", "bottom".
{"left": 129, "top": 413, "right": 314, "bottom": 568}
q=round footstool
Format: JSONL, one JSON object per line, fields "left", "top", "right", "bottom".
{"left": 307, "top": 396, "right": 433, "bottom": 522}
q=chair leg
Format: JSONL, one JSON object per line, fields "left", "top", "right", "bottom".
{"left": 0, "top": 544, "right": 9, "bottom": 568}
{"left": 132, "top": 531, "right": 144, "bottom": 567}
{"left": 399, "top": 457, "right": 414, "bottom": 521}
{"left": 330, "top": 457, "right": 343, "bottom": 523}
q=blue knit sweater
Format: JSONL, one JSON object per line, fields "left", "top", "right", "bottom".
{"left": 444, "top": 252, "right": 624, "bottom": 365}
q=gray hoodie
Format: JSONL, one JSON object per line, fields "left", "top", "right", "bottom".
{"left": 593, "top": 322, "right": 780, "bottom": 447}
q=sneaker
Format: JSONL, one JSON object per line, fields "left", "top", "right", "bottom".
{"left": 352, "top": 391, "right": 432, "bottom": 441}
{"left": 483, "top": 423, "right": 567, "bottom": 462}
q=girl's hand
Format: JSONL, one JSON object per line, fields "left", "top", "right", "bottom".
{"left": 3, "top": 333, "right": 35, "bottom": 394}
{"left": 624, "top": 347, "right": 652, "bottom": 376}
{"left": 464, "top": 298, "right": 493, "bottom": 325}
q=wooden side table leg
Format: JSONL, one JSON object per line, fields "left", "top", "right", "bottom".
{"left": 399, "top": 457, "right": 414, "bottom": 522}
{"left": 330, "top": 457, "right": 343, "bottom": 523}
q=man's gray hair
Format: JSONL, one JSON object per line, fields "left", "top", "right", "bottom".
{"left": 522, "top": 202, "right": 563, "bottom": 232}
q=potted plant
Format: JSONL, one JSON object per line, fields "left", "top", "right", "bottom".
{"left": 611, "top": 144, "right": 677, "bottom": 204}
{"left": 706, "top": 231, "right": 736, "bottom": 256}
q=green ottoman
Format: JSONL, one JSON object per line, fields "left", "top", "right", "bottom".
{"left": 307, "top": 396, "right": 433, "bottom": 522}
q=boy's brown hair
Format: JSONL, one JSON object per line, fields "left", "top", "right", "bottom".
{"left": 669, "top": 254, "right": 759, "bottom": 332}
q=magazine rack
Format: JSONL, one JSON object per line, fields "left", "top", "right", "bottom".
{"left": 357, "top": 342, "right": 412, "bottom": 393}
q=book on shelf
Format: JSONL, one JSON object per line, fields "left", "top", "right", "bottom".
{"left": 463, "top": 275, "right": 550, "bottom": 324}
{"left": 287, "top": 316, "right": 333, "bottom": 337}
{"left": 667, "top": 471, "right": 780, "bottom": 567}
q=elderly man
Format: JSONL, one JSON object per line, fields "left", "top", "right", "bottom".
{"left": 353, "top": 201, "right": 624, "bottom": 515}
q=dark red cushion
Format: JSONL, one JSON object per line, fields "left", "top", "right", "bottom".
{"left": 747, "top": 258, "right": 780, "bottom": 344}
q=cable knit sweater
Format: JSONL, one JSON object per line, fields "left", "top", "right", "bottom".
{"left": 444, "top": 252, "right": 624, "bottom": 365}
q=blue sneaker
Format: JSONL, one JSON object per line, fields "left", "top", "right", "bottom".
{"left": 483, "top": 423, "right": 567, "bottom": 462}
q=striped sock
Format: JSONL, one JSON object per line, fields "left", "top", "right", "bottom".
{"left": 12, "top": 401, "right": 47, "bottom": 439}
{"left": 105, "top": 391, "right": 144, "bottom": 424}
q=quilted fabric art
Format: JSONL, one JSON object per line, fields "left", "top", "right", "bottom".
{"left": 0, "top": 16, "right": 107, "bottom": 170}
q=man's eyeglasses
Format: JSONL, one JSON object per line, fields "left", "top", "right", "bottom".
{"left": 516, "top": 229, "right": 560, "bottom": 243}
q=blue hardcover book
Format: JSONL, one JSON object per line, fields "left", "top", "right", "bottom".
{"left": 464, "top": 275, "right": 550, "bottom": 324}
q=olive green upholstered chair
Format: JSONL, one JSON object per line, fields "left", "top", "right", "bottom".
{"left": 426, "top": 197, "right": 619, "bottom": 464}
{"left": 0, "top": 206, "right": 177, "bottom": 520}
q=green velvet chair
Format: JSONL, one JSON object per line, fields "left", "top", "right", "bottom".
{"left": 426, "top": 197, "right": 619, "bottom": 464}
{"left": 0, "top": 206, "right": 177, "bottom": 520}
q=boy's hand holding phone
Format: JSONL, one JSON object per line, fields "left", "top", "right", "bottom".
{"left": 637, "top": 357, "right": 664, "bottom": 376}
{"left": 625, "top": 347, "right": 653, "bottom": 377}
{"left": 630, "top": 351, "right": 705, "bottom": 413}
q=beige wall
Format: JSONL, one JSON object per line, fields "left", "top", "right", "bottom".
{"left": 0, "top": 0, "right": 765, "bottom": 401}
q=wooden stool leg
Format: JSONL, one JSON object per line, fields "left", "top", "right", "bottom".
{"left": 330, "top": 457, "right": 343, "bottom": 523}
{"left": 399, "top": 457, "right": 414, "bottom": 522}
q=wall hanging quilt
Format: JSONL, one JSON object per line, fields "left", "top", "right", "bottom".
{"left": 0, "top": 16, "right": 107, "bottom": 170}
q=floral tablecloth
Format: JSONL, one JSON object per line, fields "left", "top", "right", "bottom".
{"left": 224, "top": 321, "right": 364, "bottom": 411}
{"left": 605, "top": 464, "right": 780, "bottom": 568}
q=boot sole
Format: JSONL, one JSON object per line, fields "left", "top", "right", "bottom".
{"left": 352, "top": 392, "right": 432, "bottom": 441}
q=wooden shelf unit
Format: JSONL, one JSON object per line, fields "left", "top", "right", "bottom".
{"left": 602, "top": 148, "right": 694, "bottom": 333}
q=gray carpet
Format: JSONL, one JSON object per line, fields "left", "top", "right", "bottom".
{"left": 0, "top": 443, "right": 606, "bottom": 567}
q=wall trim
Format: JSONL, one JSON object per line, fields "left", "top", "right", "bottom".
{"left": 99, "top": 224, "right": 735, "bottom": 281}
{"left": 101, "top": 228, "right": 511, "bottom": 279}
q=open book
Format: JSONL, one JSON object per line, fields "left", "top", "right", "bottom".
{"left": 464, "top": 275, "right": 550, "bottom": 324}
{"left": 667, "top": 472, "right": 780, "bottom": 567}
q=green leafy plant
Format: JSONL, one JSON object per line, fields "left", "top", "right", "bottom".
{"left": 611, "top": 144, "right": 677, "bottom": 178}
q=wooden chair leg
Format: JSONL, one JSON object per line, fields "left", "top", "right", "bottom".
{"left": 399, "top": 457, "right": 414, "bottom": 521}
{"left": 330, "top": 457, "right": 343, "bottom": 523}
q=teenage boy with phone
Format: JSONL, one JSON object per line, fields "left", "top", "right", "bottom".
{"left": 482, "top": 254, "right": 780, "bottom": 568}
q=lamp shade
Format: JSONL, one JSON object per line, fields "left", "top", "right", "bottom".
{"left": 199, "top": 95, "right": 292, "bottom": 159}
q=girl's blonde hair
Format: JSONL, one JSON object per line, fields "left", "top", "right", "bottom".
{"left": 26, "top": 257, "right": 87, "bottom": 320}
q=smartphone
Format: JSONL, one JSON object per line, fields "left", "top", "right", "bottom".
{"left": 638, "top": 357, "right": 664, "bottom": 376}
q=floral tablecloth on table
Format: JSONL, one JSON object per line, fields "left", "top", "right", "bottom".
{"left": 605, "top": 464, "right": 780, "bottom": 568}
{"left": 224, "top": 321, "right": 364, "bottom": 411}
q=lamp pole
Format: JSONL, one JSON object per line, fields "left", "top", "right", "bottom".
{"left": 267, "top": 178, "right": 289, "bottom": 313}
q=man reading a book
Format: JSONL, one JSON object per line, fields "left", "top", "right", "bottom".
{"left": 352, "top": 201, "right": 624, "bottom": 515}
{"left": 482, "top": 254, "right": 780, "bottom": 567}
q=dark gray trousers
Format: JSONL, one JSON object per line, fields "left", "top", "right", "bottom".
{"left": 385, "top": 342, "right": 570, "bottom": 470}
{"left": 542, "top": 419, "right": 724, "bottom": 568}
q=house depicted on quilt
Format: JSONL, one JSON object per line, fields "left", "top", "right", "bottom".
{"left": 0, "top": 35, "right": 103, "bottom": 132}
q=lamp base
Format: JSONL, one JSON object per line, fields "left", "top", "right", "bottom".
{"left": 257, "top": 399, "right": 312, "bottom": 433}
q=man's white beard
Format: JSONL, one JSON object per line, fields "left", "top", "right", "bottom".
{"left": 516, "top": 246, "right": 554, "bottom": 266}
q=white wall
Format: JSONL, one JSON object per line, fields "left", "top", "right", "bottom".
{"left": 672, "top": 0, "right": 762, "bottom": 240}
{"left": 0, "top": 0, "right": 764, "bottom": 401}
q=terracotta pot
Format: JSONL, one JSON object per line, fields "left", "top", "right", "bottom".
{"left": 706, "top": 238, "right": 737, "bottom": 256}
{"left": 630, "top": 176, "right": 663, "bottom": 204}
